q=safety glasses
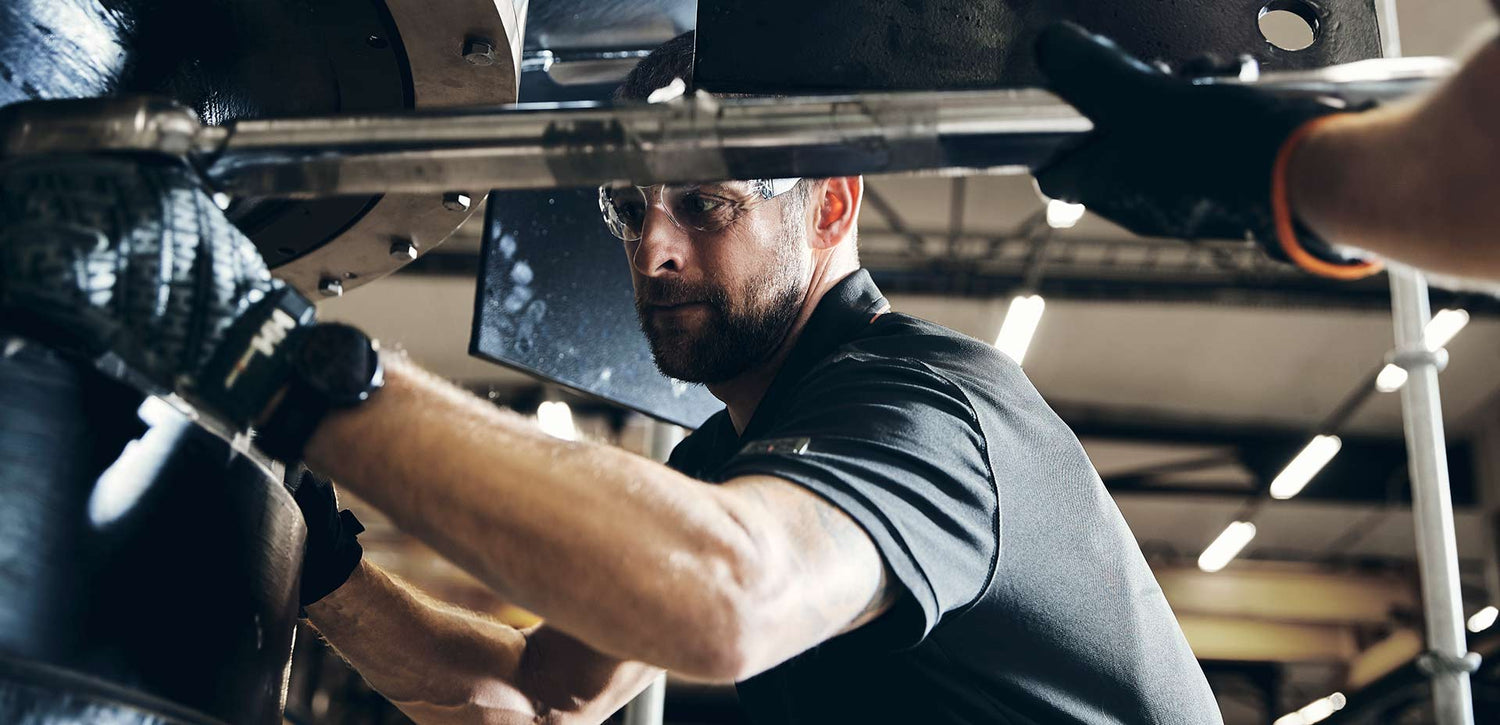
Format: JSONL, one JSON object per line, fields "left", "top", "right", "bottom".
{"left": 597, "top": 178, "right": 801, "bottom": 242}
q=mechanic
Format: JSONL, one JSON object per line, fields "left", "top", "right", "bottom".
{"left": 274, "top": 32, "right": 1220, "bottom": 724}
{"left": 1033, "top": 18, "right": 1500, "bottom": 283}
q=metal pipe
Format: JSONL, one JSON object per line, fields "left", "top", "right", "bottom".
{"left": 0, "top": 59, "right": 1451, "bottom": 199}
{"left": 1388, "top": 267, "right": 1476, "bottom": 725}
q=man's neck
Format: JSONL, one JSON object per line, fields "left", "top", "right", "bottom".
{"left": 708, "top": 262, "right": 857, "bottom": 434}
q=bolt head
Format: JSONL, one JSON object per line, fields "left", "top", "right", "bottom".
{"left": 442, "top": 192, "right": 472, "bottom": 212}
{"left": 390, "top": 239, "right": 418, "bottom": 261}
{"left": 318, "top": 278, "right": 344, "bottom": 297}
{"left": 463, "top": 39, "right": 496, "bottom": 66}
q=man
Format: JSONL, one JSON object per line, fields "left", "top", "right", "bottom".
{"left": 1033, "top": 19, "right": 1500, "bottom": 283}
{"left": 277, "top": 32, "right": 1219, "bottom": 724}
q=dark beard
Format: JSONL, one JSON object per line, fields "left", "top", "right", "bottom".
{"left": 636, "top": 273, "right": 804, "bottom": 384}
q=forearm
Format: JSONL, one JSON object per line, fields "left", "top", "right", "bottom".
{"left": 1288, "top": 30, "right": 1500, "bottom": 279}
{"left": 305, "top": 560, "right": 533, "bottom": 723}
{"left": 304, "top": 355, "right": 760, "bottom": 678}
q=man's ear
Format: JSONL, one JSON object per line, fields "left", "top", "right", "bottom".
{"left": 810, "top": 176, "right": 862, "bottom": 250}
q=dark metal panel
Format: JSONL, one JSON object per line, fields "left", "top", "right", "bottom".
{"left": 470, "top": 188, "right": 721, "bottom": 429}
{"left": 695, "top": 0, "right": 1382, "bottom": 93}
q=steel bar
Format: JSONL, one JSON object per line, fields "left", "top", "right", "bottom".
{"left": 1389, "top": 266, "right": 1476, "bottom": 725}
{"left": 0, "top": 58, "right": 1451, "bottom": 199}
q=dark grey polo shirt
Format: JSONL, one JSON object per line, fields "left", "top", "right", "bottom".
{"left": 667, "top": 270, "right": 1221, "bottom": 724}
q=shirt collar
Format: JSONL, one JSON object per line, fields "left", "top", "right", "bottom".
{"left": 740, "top": 269, "right": 889, "bottom": 441}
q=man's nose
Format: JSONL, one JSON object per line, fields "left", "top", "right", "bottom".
{"left": 630, "top": 206, "right": 688, "bottom": 276}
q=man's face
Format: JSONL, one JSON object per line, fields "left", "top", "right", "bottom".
{"left": 624, "top": 181, "right": 811, "bottom": 384}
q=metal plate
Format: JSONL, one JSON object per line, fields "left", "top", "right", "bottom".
{"left": 471, "top": 188, "right": 721, "bottom": 429}
{"left": 695, "top": 0, "right": 1382, "bottom": 93}
{"left": 257, "top": 0, "right": 527, "bottom": 297}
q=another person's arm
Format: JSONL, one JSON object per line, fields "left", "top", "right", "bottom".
{"left": 304, "top": 560, "right": 660, "bottom": 725}
{"left": 1033, "top": 21, "right": 1500, "bottom": 282}
{"left": 1288, "top": 28, "right": 1500, "bottom": 279}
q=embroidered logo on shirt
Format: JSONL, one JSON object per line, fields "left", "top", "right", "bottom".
{"left": 739, "top": 437, "right": 811, "bottom": 456}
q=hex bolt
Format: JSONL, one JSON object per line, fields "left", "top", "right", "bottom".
{"left": 390, "top": 238, "right": 418, "bottom": 261}
{"left": 318, "top": 277, "right": 344, "bottom": 297}
{"left": 462, "top": 38, "right": 496, "bottom": 66}
{"left": 442, "top": 191, "right": 472, "bottom": 212}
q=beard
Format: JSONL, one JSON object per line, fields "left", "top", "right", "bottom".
{"left": 635, "top": 252, "right": 807, "bottom": 385}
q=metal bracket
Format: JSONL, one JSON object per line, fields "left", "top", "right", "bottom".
{"left": 1387, "top": 346, "right": 1450, "bottom": 374}
{"left": 1416, "top": 650, "right": 1483, "bottom": 677}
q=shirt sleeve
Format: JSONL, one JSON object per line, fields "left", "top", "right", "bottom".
{"left": 716, "top": 353, "right": 999, "bottom": 650}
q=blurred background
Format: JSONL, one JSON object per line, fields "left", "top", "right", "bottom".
{"left": 286, "top": 0, "right": 1500, "bottom": 723}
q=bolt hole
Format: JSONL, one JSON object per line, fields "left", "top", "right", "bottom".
{"left": 276, "top": 246, "right": 296, "bottom": 256}
{"left": 1258, "top": 1, "right": 1319, "bottom": 52}
{"left": 366, "top": 35, "right": 388, "bottom": 49}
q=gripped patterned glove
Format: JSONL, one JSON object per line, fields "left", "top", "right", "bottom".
{"left": 1032, "top": 22, "right": 1383, "bottom": 280}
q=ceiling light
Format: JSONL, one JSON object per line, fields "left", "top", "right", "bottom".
{"left": 1374, "top": 363, "right": 1408, "bottom": 393}
{"left": 1269, "top": 435, "right": 1341, "bottom": 500}
{"left": 1198, "top": 521, "right": 1256, "bottom": 573}
{"left": 536, "top": 401, "right": 579, "bottom": 441}
{"left": 1425, "top": 308, "right": 1469, "bottom": 350}
{"left": 995, "top": 295, "right": 1045, "bottom": 365}
{"left": 1468, "top": 605, "right": 1498, "bottom": 633}
{"left": 1045, "top": 199, "right": 1086, "bottom": 229}
{"left": 1273, "top": 692, "right": 1347, "bottom": 725}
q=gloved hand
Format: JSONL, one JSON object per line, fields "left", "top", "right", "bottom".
{"left": 0, "top": 153, "right": 316, "bottom": 426}
{"left": 1032, "top": 23, "right": 1383, "bottom": 280}
{"left": 290, "top": 466, "right": 365, "bottom": 609}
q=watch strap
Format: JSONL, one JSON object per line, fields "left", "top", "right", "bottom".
{"left": 255, "top": 377, "right": 330, "bottom": 463}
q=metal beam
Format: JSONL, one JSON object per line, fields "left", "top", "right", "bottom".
{"left": 1176, "top": 615, "right": 1359, "bottom": 663}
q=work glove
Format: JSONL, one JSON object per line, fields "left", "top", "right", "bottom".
{"left": 289, "top": 466, "right": 365, "bottom": 609}
{"left": 0, "top": 153, "right": 316, "bottom": 427}
{"left": 1032, "top": 22, "right": 1383, "bottom": 280}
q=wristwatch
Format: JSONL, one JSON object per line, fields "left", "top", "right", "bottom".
{"left": 254, "top": 322, "right": 384, "bottom": 462}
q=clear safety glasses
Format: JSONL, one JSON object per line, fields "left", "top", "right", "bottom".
{"left": 597, "top": 178, "right": 801, "bottom": 242}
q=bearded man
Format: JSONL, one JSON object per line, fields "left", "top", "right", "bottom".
{"left": 236, "top": 31, "right": 1221, "bottom": 724}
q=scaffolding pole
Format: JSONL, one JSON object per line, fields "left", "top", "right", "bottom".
{"left": 621, "top": 420, "right": 683, "bottom": 725}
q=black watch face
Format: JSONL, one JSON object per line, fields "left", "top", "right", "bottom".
{"left": 297, "top": 324, "right": 383, "bottom": 406}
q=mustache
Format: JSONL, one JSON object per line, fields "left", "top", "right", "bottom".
{"left": 635, "top": 278, "right": 723, "bottom": 308}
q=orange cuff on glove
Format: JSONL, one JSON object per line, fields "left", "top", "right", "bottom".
{"left": 1271, "top": 114, "right": 1385, "bottom": 280}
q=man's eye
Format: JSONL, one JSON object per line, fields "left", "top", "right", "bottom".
{"left": 681, "top": 193, "right": 725, "bottom": 214}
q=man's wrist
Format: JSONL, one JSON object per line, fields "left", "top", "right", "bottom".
{"left": 304, "top": 558, "right": 372, "bottom": 621}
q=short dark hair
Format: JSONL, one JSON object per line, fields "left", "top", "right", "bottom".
{"left": 616, "top": 31, "right": 697, "bottom": 101}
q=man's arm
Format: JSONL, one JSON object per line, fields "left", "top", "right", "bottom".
{"left": 304, "top": 355, "right": 895, "bottom": 682}
{"left": 1288, "top": 27, "right": 1500, "bottom": 279}
{"left": 304, "top": 560, "right": 660, "bottom": 725}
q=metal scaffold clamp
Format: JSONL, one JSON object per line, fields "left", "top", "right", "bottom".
{"left": 1416, "top": 650, "right": 1483, "bottom": 677}
{"left": 1387, "top": 346, "right": 1449, "bottom": 374}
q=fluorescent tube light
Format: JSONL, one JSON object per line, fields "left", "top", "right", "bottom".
{"left": 995, "top": 295, "right": 1046, "bottom": 365}
{"left": 1425, "top": 308, "right": 1469, "bottom": 350}
{"left": 1273, "top": 692, "right": 1346, "bottom": 725}
{"left": 1468, "top": 605, "right": 1498, "bottom": 633}
{"left": 536, "top": 401, "right": 579, "bottom": 441}
{"left": 1198, "top": 521, "right": 1256, "bottom": 573}
{"left": 1269, "top": 435, "right": 1342, "bottom": 500}
{"left": 1374, "top": 364, "right": 1408, "bottom": 393}
{"left": 1045, "top": 199, "right": 1086, "bottom": 229}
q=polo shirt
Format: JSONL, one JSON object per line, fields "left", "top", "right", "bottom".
{"left": 667, "top": 270, "right": 1222, "bottom": 724}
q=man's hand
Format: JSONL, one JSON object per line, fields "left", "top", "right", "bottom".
{"left": 1032, "top": 23, "right": 1381, "bottom": 278}
{"left": 290, "top": 468, "right": 366, "bottom": 608}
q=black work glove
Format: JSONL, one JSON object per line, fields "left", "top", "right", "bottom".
{"left": 1032, "top": 23, "right": 1379, "bottom": 277}
{"left": 0, "top": 153, "right": 315, "bottom": 427}
{"left": 290, "top": 466, "right": 365, "bottom": 609}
